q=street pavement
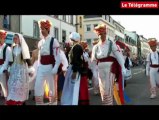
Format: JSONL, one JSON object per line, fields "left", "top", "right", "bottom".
{"left": 124, "top": 65, "right": 159, "bottom": 105}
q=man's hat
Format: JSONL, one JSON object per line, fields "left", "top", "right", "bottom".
{"left": 148, "top": 38, "right": 157, "bottom": 46}
{"left": 39, "top": 19, "right": 52, "bottom": 30}
{"left": 94, "top": 24, "right": 106, "bottom": 35}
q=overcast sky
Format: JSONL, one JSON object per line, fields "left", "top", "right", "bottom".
{"left": 111, "top": 15, "right": 159, "bottom": 41}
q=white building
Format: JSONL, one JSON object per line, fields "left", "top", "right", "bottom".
{"left": 20, "top": 15, "right": 77, "bottom": 43}
{"left": 141, "top": 41, "right": 150, "bottom": 58}
{"left": 139, "top": 35, "right": 150, "bottom": 59}
{"left": 113, "top": 20, "right": 125, "bottom": 42}
{"left": 84, "top": 15, "right": 116, "bottom": 50}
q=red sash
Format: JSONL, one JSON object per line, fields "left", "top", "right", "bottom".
{"left": 0, "top": 59, "right": 4, "bottom": 65}
{"left": 40, "top": 55, "right": 63, "bottom": 73}
{"left": 150, "top": 64, "right": 159, "bottom": 68}
{"left": 40, "top": 55, "right": 55, "bottom": 65}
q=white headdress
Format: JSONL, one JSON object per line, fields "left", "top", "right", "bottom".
{"left": 14, "top": 33, "right": 30, "bottom": 59}
{"left": 69, "top": 32, "right": 80, "bottom": 41}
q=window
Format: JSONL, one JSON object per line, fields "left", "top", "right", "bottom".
{"left": 115, "top": 25, "right": 118, "bottom": 30}
{"left": 107, "top": 28, "right": 114, "bottom": 37}
{"left": 84, "top": 15, "right": 102, "bottom": 19}
{"left": 117, "top": 26, "right": 120, "bottom": 31}
{"left": 54, "top": 27, "right": 59, "bottom": 40}
{"left": 86, "top": 39, "right": 91, "bottom": 46}
{"left": 111, "top": 30, "right": 114, "bottom": 37}
{"left": 79, "top": 16, "right": 82, "bottom": 28}
{"left": 106, "top": 15, "right": 109, "bottom": 21}
{"left": 129, "top": 38, "right": 131, "bottom": 43}
{"left": 62, "top": 15, "right": 66, "bottom": 22}
{"left": 107, "top": 28, "right": 109, "bottom": 35}
{"left": 110, "top": 29, "right": 112, "bottom": 36}
{"left": 70, "top": 15, "right": 73, "bottom": 24}
{"left": 126, "top": 37, "right": 128, "bottom": 43}
{"left": 86, "top": 25, "right": 91, "bottom": 31}
{"left": 109, "top": 16, "right": 111, "bottom": 22}
{"left": 62, "top": 30, "right": 66, "bottom": 43}
{"left": 3, "top": 15, "right": 10, "bottom": 29}
{"left": 33, "top": 21, "right": 40, "bottom": 38}
{"left": 94, "top": 24, "right": 98, "bottom": 28}
{"left": 105, "top": 15, "right": 107, "bottom": 20}
{"left": 80, "top": 34, "right": 82, "bottom": 41}
{"left": 110, "top": 17, "right": 113, "bottom": 24}
{"left": 120, "top": 29, "right": 123, "bottom": 33}
{"left": 54, "top": 15, "right": 59, "bottom": 19}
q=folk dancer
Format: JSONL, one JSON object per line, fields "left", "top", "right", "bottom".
{"left": 146, "top": 39, "right": 159, "bottom": 99}
{"left": 61, "top": 32, "right": 89, "bottom": 105}
{"left": 0, "top": 30, "right": 12, "bottom": 101}
{"left": 6, "top": 33, "right": 35, "bottom": 105}
{"left": 91, "top": 24, "right": 126, "bottom": 105}
{"left": 34, "top": 19, "right": 61, "bottom": 105}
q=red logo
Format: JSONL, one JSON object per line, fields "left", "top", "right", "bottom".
{"left": 121, "top": 1, "right": 158, "bottom": 8}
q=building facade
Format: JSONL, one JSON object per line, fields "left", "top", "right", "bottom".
{"left": 124, "top": 30, "right": 138, "bottom": 60}
{"left": 140, "top": 36, "right": 150, "bottom": 59}
{"left": 113, "top": 20, "right": 125, "bottom": 42}
{"left": 84, "top": 15, "right": 116, "bottom": 50}
{"left": 76, "top": 15, "right": 84, "bottom": 41}
{"left": 20, "top": 15, "right": 77, "bottom": 51}
{"left": 0, "top": 15, "right": 20, "bottom": 46}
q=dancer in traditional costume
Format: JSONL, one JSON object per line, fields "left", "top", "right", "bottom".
{"left": 6, "top": 33, "right": 35, "bottom": 105}
{"left": 146, "top": 39, "right": 159, "bottom": 99}
{"left": 61, "top": 32, "right": 89, "bottom": 105}
{"left": 34, "top": 19, "right": 61, "bottom": 105}
{"left": 91, "top": 24, "right": 126, "bottom": 105}
{"left": 0, "top": 30, "right": 12, "bottom": 101}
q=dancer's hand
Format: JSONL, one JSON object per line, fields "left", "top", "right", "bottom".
{"left": 51, "top": 64, "right": 59, "bottom": 75}
{"left": 51, "top": 67, "right": 58, "bottom": 75}
{"left": 63, "top": 71, "right": 66, "bottom": 76}
{"left": 28, "top": 66, "right": 35, "bottom": 74}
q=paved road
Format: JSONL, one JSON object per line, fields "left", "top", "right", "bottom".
{"left": 124, "top": 66, "right": 159, "bottom": 105}
{"left": 1, "top": 65, "right": 159, "bottom": 105}
{"left": 89, "top": 65, "right": 159, "bottom": 105}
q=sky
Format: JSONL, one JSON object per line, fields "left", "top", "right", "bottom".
{"left": 111, "top": 15, "right": 159, "bottom": 41}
